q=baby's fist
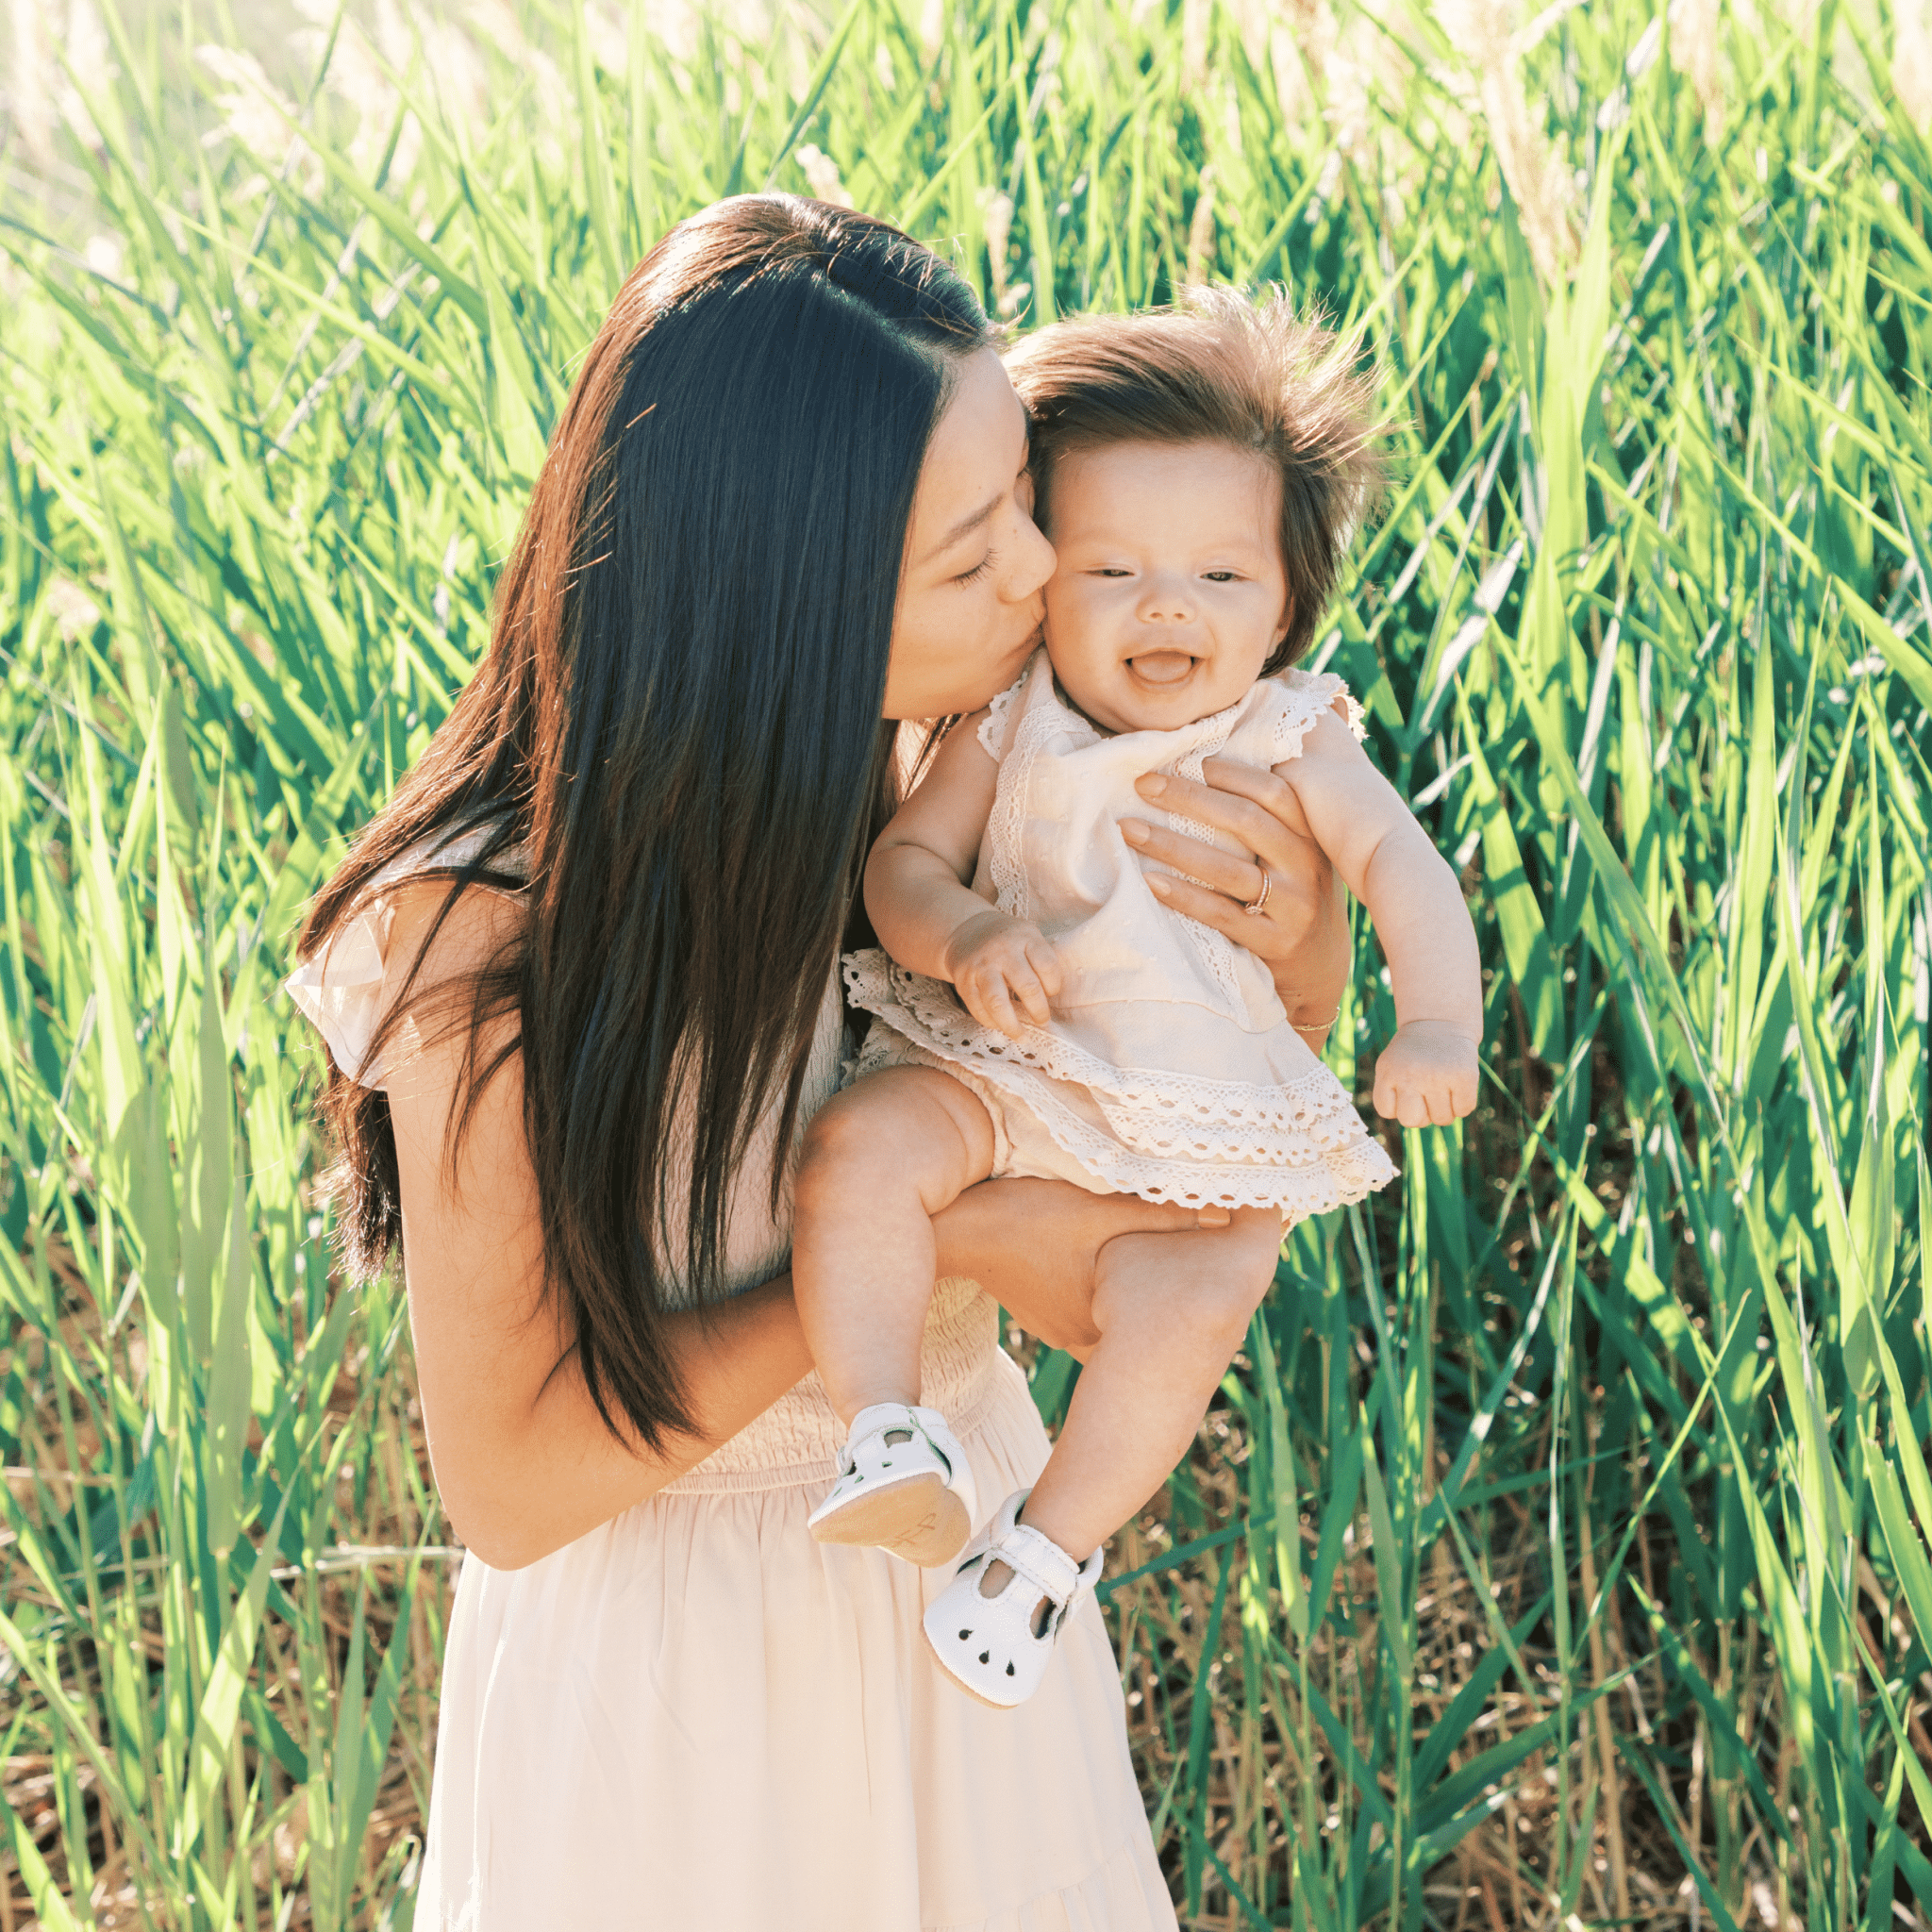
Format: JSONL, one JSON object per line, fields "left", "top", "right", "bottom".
{"left": 944, "top": 911, "right": 1064, "bottom": 1041}
{"left": 1372, "top": 1021, "right": 1478, "bottom": 1128}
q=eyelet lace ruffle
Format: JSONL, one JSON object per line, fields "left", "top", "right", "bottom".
{"left": 844, "top": 953, "right": 1397, "bottom": 1214}
{"left": 975, "top": 673, "right": 1029, "bottom": 762}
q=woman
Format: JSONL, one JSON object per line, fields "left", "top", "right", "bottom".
{"left": 289, "top": 196, "right": 1349, "bottom": 1928}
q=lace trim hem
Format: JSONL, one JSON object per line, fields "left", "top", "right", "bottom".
{"left": 843, "top": 953, "right": 1399, "bottom": 1212}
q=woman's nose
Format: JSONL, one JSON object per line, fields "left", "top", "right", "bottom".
{"left": 1006, "top": 505, "right": 1057, "bottom": 603}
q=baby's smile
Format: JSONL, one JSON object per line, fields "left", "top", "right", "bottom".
{"left": 1125, "top": 648, "right": 1197, "bottom": 686}
{"left": 1038, "top": 439, "right": 1292, "bottom": 737}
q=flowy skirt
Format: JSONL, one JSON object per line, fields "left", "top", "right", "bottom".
{"left": 416, "top": 1279, "right": 1176, "bottom": 1931}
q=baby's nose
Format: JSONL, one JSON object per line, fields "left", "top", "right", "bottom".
{"left": 1139, "top": 579, "right": 1195, "bottom": 622}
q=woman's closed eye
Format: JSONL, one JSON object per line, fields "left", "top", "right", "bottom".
{"left": 955, "top": 549, "right": 997, "bottom": 586}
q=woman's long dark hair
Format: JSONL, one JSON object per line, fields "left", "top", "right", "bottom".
{"left": 296, "top": 196, "right": 996, "bottom": 1452}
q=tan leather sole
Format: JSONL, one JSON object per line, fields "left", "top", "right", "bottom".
{"left": 808, "top": 1474, "right": 970, "bottom": 1567}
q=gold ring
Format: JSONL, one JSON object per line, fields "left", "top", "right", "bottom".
{"left": 1243, "top": 872, "right": 1271, "bottom": 916}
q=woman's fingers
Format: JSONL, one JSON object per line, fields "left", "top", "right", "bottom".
{"left": 1137, "top": 764, "right": 1307, "bottom": 866}
{"left": 1124, "top": 764, "right": 1341, "bottom": 985}
{"left": 1121, "top": 816, "right": 1261, "bottom": 900}
{"left": 1146, "top": 868, "right": 1291, "bottom": 954}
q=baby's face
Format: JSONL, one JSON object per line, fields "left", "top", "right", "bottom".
{"left": 1040, "top": 440, "right": 1290, "bottom": 736}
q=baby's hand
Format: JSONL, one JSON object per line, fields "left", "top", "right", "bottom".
{"left": 943, "top": 911, "right": 1063, "bottom": 1041}
{"left": 1372, "top": 1020, "right": 1479, "bottom": 1128}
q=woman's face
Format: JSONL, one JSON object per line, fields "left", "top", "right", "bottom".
{"left": 883, "top": 348, "right": 1056, "bottom": 721}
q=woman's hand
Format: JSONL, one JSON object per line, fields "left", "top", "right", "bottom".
{"left": 931, "top": 1175, "right": 1232, "bottom": 1355}
{"left": 1119, "top": 756, "right": 1351, "bottom": 1035}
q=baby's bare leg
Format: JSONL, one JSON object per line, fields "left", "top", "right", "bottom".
{"left": 1018, "top": 1208, "right": 1285, "bottom": 1563}
{"left": 791, "top": 1066, "right": 997, "bottom": 1426}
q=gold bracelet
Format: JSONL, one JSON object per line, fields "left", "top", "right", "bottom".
{"left": 1290, "top": 1012, "right": 1341, "bottom": 1037}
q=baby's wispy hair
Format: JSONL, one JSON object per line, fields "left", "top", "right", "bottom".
{"left": 1006, "top": 287, "right": 1387, "bottom": 673}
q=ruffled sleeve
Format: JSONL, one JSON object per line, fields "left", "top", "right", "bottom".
{"left": 284, "top": 823, "right": 525, "bottom": 1091}
{"left": 285, "top": 898, "right": 402, "bottom": 1090}
{"left": 1271, "top": 668, "right": 1367, "bottom": 763}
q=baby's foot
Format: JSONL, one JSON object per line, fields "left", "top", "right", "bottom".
{"left": 923, "top": 1490, "right": 1103, "bottom": 1707}
{"left": 808, "top": 1404, "right": 977, "bottom": 1567}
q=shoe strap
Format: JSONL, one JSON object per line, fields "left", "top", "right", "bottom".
{"left": 989, "top": 1520, "right": 1086, "bottom": 1610}
{"left": 839, "top": 1403, "right": 961, "bottom": 1487}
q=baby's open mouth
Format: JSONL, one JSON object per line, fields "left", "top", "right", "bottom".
{"left": 1126, "top": 650, "right": 1197, "bottom": 687}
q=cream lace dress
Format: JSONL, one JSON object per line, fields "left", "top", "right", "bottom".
{"left": 845, "top": 650, "right": 1398, "bottom": 1218}
{"left": 286, "top": 828, "right": 1176, "bottom": 1932}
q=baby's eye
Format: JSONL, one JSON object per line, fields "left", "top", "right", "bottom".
{"left": 1093, "top": 567, "right": 1133, "bottom": 577}
{"left": 1202, "top": 570, "right": 1240, "bottom": 583}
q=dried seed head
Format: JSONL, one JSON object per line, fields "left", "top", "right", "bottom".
{"left": 8, "top": 0, "right": 58, "bottom": 168}
{"left": 1185, "top": 166, "right": 1219, "bottom": 286}
{"left": 1435, "top": 0, "right": 1576, "bottom": 285}
{"left": 1896, "top": 0, "right": 1932, "bottom": 127}
{"left": 196, "top": 44, "right": 317, "bottom": 192}
{"left": 1669, "top": 0, "right": 1724, "bottom": 140}
{"left": 795, "top": 145, "right": 855, "bottom": 209}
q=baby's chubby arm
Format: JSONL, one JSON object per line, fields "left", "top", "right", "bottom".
{"left": 866, "top": 712, "right": 1063, "bottom": 1041}
{"left": 1274, "top": 700, "right": 1482, "bottom": 1127}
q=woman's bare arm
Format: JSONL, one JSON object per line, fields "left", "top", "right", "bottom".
{"left": 382, "top": 883, "right": 817, "bottom": 1571}
{"left": 934, "top": 1177, "right": 1234, "bottom": 1356}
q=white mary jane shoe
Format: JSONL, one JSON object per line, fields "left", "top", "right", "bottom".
{"left": 807, "top": 1403, "right": 978, "bottom": 1567}
{"left": 922, "top": 1490, "right": 1104, "bottom": 1708}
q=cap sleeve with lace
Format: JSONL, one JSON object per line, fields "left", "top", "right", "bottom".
{"left": 284, "top": 825, "right": 525, "bottom": 1091}
{"left": 1271, "top": 667, "right": 1367, "bottom": 763}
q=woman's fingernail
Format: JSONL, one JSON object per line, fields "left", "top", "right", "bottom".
{"left": 1148, "top": 874, "right": 1172, "bottom": 897}
{"left": 1137, "top": 774, "right": 1167, "bottom": 797}
{"left": 1120, "top": 819, "right": 1148, "bottom": 846}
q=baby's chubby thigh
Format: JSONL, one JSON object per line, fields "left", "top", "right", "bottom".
{"left": 793, "top": 1061, "right": 1001, "bottom": 1224}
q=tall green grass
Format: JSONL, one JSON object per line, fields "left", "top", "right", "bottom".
{"left": 0, "top": 0, "right": 1927, "bottom": 1924}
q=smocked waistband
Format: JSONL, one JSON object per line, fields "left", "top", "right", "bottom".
{"left": 658, "top": 1350, "right": 1007, "bottom": 1498}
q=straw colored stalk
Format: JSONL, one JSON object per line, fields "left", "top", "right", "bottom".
{"left": 1434, "top": 0, "right": 1576, "bottom": 284}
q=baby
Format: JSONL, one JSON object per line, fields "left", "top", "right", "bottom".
{"left": 791, "top": 289, "right": 1482, "bottom": 1707}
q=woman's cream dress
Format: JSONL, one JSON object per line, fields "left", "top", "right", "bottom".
{"left": 286, "top": 829, "right": 1177, "bottom": 1932}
